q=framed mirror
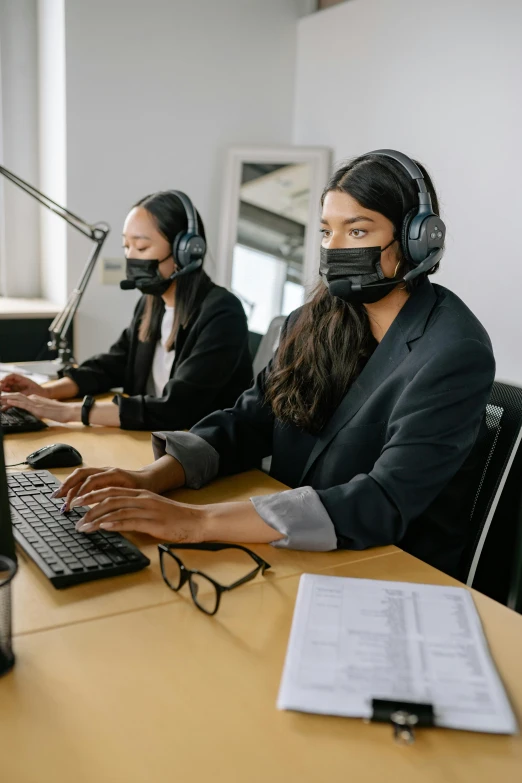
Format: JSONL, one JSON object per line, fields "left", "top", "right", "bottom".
{"left": 216, "top": 146, "right": 332, "bottom": 336}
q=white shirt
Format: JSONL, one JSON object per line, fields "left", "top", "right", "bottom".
{"left": 146, "top": 306, "right": 176, "bottom": 397}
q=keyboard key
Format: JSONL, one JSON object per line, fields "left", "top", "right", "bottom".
{"left": 94, "top": 554, "right": 112, "bottom": 567}
{"left": 109, "top": 553, "right": 126, "bottom": 564}
{"left": 31, "top": 493, "right": 49, "bottom": 504}
{"left": 79, "top": 557, "right": 98, "bottom": 570}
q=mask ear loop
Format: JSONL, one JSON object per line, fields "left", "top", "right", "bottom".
{"left": 391, "top": 243, "right": 408, "bottom": 290}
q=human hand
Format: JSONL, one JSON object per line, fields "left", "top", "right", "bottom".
{"left": 70, "top": 486, "right": 205, "bottom": 542}
{"left": 0, "top": 373, "right": 50, "bottom": 397}
{"left": 55, "top": 465, "right": 151, "bottom": 511}
{"left": 0, "top": 392, "right": 79, "bottom": 424}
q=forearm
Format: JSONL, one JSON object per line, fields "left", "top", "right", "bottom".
{"left": 59, "top": 400, "right": 121, "bottom": 427}
{"left": 87, "top": 401, "right": 121, "bottom": 427}
{"left": 201, "top": 501, "right": 284, "bottom": 544}
{"left": 140, "top": 454, "right": 187, "bottom": 494}
{"left": 44, "top": 377, "right": 80, "bottom": 400}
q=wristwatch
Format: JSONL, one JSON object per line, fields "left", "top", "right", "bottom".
{"left": 81, "top": 395, "right": 96, "bottom": 426}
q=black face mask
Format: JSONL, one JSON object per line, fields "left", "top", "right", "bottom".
{"left": 319, "top": 239, "right": 398, "bottom": 304}
{"left": 123, "top": 253, "right": 174, "bottom": 295}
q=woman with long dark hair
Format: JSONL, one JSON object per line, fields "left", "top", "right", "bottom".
{"left": 54, "top": 152, "right": 495, "bottom": 577}
{"left": 0, "top": 191, "right": 253, "bottom": 430}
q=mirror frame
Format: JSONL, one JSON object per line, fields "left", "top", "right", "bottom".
{"left": 215, "top": 145, "right": 332, "bottom": 297}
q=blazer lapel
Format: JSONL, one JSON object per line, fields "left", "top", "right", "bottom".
{"left": 134, "top": 338, "right": 157, "bottom": 394}
{"left": 298, "top": 280, "right": 438, "bottom": 483}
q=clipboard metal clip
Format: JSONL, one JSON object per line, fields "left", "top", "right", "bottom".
{"left": 370, "top": 699, "right": 435, "bottom": 745}
{"left": 390, "top": 710, "right": 419, "bottom": 745}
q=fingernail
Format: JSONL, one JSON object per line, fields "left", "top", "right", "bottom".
{"left": 51, "top": 489, "right": 60, "bottom": 498}
{"left": 99, "top": 522, "right": 113, "bottom": 530}
{"left": 77, "top": 523, "right": 93, "bottom": 532}
{"left": 70, "top": 497, "right": 84, "bottom": 508}
{"left": 60, "top": 503, "right": 68, "bottom": 514}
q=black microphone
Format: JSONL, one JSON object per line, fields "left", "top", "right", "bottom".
{"left": 120, "top": 279, "right": 136, "bottom": 290}
{"left": 329, "top": 248, "right": 443, "bottom": 302}
{"left": 329, "top": 277, "right": 398, "bottom": 302}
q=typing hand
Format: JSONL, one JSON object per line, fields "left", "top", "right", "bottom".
{"left": 55, "top": 466, "right": 148, "bottom": 511}
{"left": 69, "top": 486, "right": 204, "bottom": 542}
{"left": 0, "top": 392, "right": 78, "bottom": 423}
{"left": 0, "top": 373, "right": 50, "bottom": 397}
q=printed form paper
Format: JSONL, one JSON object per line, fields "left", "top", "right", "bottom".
{"left": 277, "top": 574, "right": 517, "bottom": 734}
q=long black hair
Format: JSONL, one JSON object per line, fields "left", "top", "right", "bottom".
{"left": 135, "top": 190, "right": 210, "bottom": 349}
{"left": 264, "top": 154, "right": 441, "bottom": 434}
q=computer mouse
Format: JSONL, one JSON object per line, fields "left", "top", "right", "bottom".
{"left": 26, "top": 443, "right": 83, "bottom": 469}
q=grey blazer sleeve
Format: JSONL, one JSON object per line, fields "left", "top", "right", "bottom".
{"left": 152, "top": 431, "right": 219, "bottom": 489}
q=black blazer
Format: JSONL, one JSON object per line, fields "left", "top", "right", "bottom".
{"left": 65, "top": 278, "right": 253, "bottom": 431}
{"left": 191, "top": 280, "right": 496, "bottom": 576}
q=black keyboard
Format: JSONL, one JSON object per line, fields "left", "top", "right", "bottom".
{"left": 7, "top": 469, "right": 150, "bottom": 588}
{"left": 1, "top": 407, "right": 47, "bottom": 433}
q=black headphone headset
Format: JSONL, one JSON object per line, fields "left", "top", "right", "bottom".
{"left": 369, "top": 149, "right": 446, "bottom": 283}
{"left": 168, "top": 190, "right": 206, "bottom": 279}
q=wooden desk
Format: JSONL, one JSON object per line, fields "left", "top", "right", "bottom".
{"left": 2, "top": 550, "right": 521, "bottom": 783}
{"left": 5, "top": 423, "right": 397, "bottom": 635}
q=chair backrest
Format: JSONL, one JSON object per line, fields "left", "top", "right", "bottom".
{"left": 248, "top": 331, "right": 262, "bottom": 363}
{"left": 252, "top": 316, "right": 286, "bottom": 379}
{"left": 460, "top": 381, "right": 522, "bottom": 608}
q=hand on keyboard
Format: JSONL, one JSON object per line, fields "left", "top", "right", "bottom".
{"left": 69, "top": 486, "right": 202, "bottom": 543}
{"left": 55, "top": 466, "right": 149, "bottom": 511}
{"left": 1, "top": 392, "right": 77, "bottom": 423}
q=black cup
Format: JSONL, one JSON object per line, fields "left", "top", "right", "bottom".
{"left": 0, "top": 555, "right": 17, "bottom": 676}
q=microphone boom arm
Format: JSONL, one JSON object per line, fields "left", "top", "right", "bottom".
{"left": 0, "top": 165, "right": 110, "bottom": 372}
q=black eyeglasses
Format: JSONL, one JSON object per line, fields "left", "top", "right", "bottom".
{"left": 158, "top": 542, "right": 272, "bottom": 615}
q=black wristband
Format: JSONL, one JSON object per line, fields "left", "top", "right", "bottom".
{"left": 81, "top": 395, "right": 95, "bottom": 426}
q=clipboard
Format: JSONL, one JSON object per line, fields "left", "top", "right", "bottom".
{"left": 277, "top": 574, "right": 517, "bottom": 743}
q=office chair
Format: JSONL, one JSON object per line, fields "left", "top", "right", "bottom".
{"left": 252, "top": 316, "right": 286, "bottom": 379}
{"left": 248, "top": 331, "right": 263, "bottom": 364}
{"left": 460, "top": 381, "right": 522, "bottom": 611}
{"left": 250, "top": 315, "right": 286, "bottom": 474}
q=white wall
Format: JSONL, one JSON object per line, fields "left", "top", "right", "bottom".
{"left": 61, "top": 0, "right": 299, "bottom": 360}
{"left": 0, "top": 0, "right": 40, "bottom": 297}
{"left": 37, "top": 0, "right": 67, "bottom": 305}
{"left": 293, "top": 0, "right": 522, "bottom": 385}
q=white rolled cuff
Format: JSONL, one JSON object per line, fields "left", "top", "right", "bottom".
{"left": 251, "top": 486, "right": 338, "bottom": 551}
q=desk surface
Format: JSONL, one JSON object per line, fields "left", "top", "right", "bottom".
{"left": 3, "top": 423, "right": 522, "bottom": 781}
{"left": 2, "top": 550, "right": 522, "bottom": 783}
{"left": 5, "top": 423, "right": 397, "bottom": 635}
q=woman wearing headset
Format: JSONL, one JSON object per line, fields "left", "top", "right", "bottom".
{"left": 55, "top": 152, "right": 495, "bottom": 577}
{"left": 0, "top": 191, "right": 253, "bottom": 430}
